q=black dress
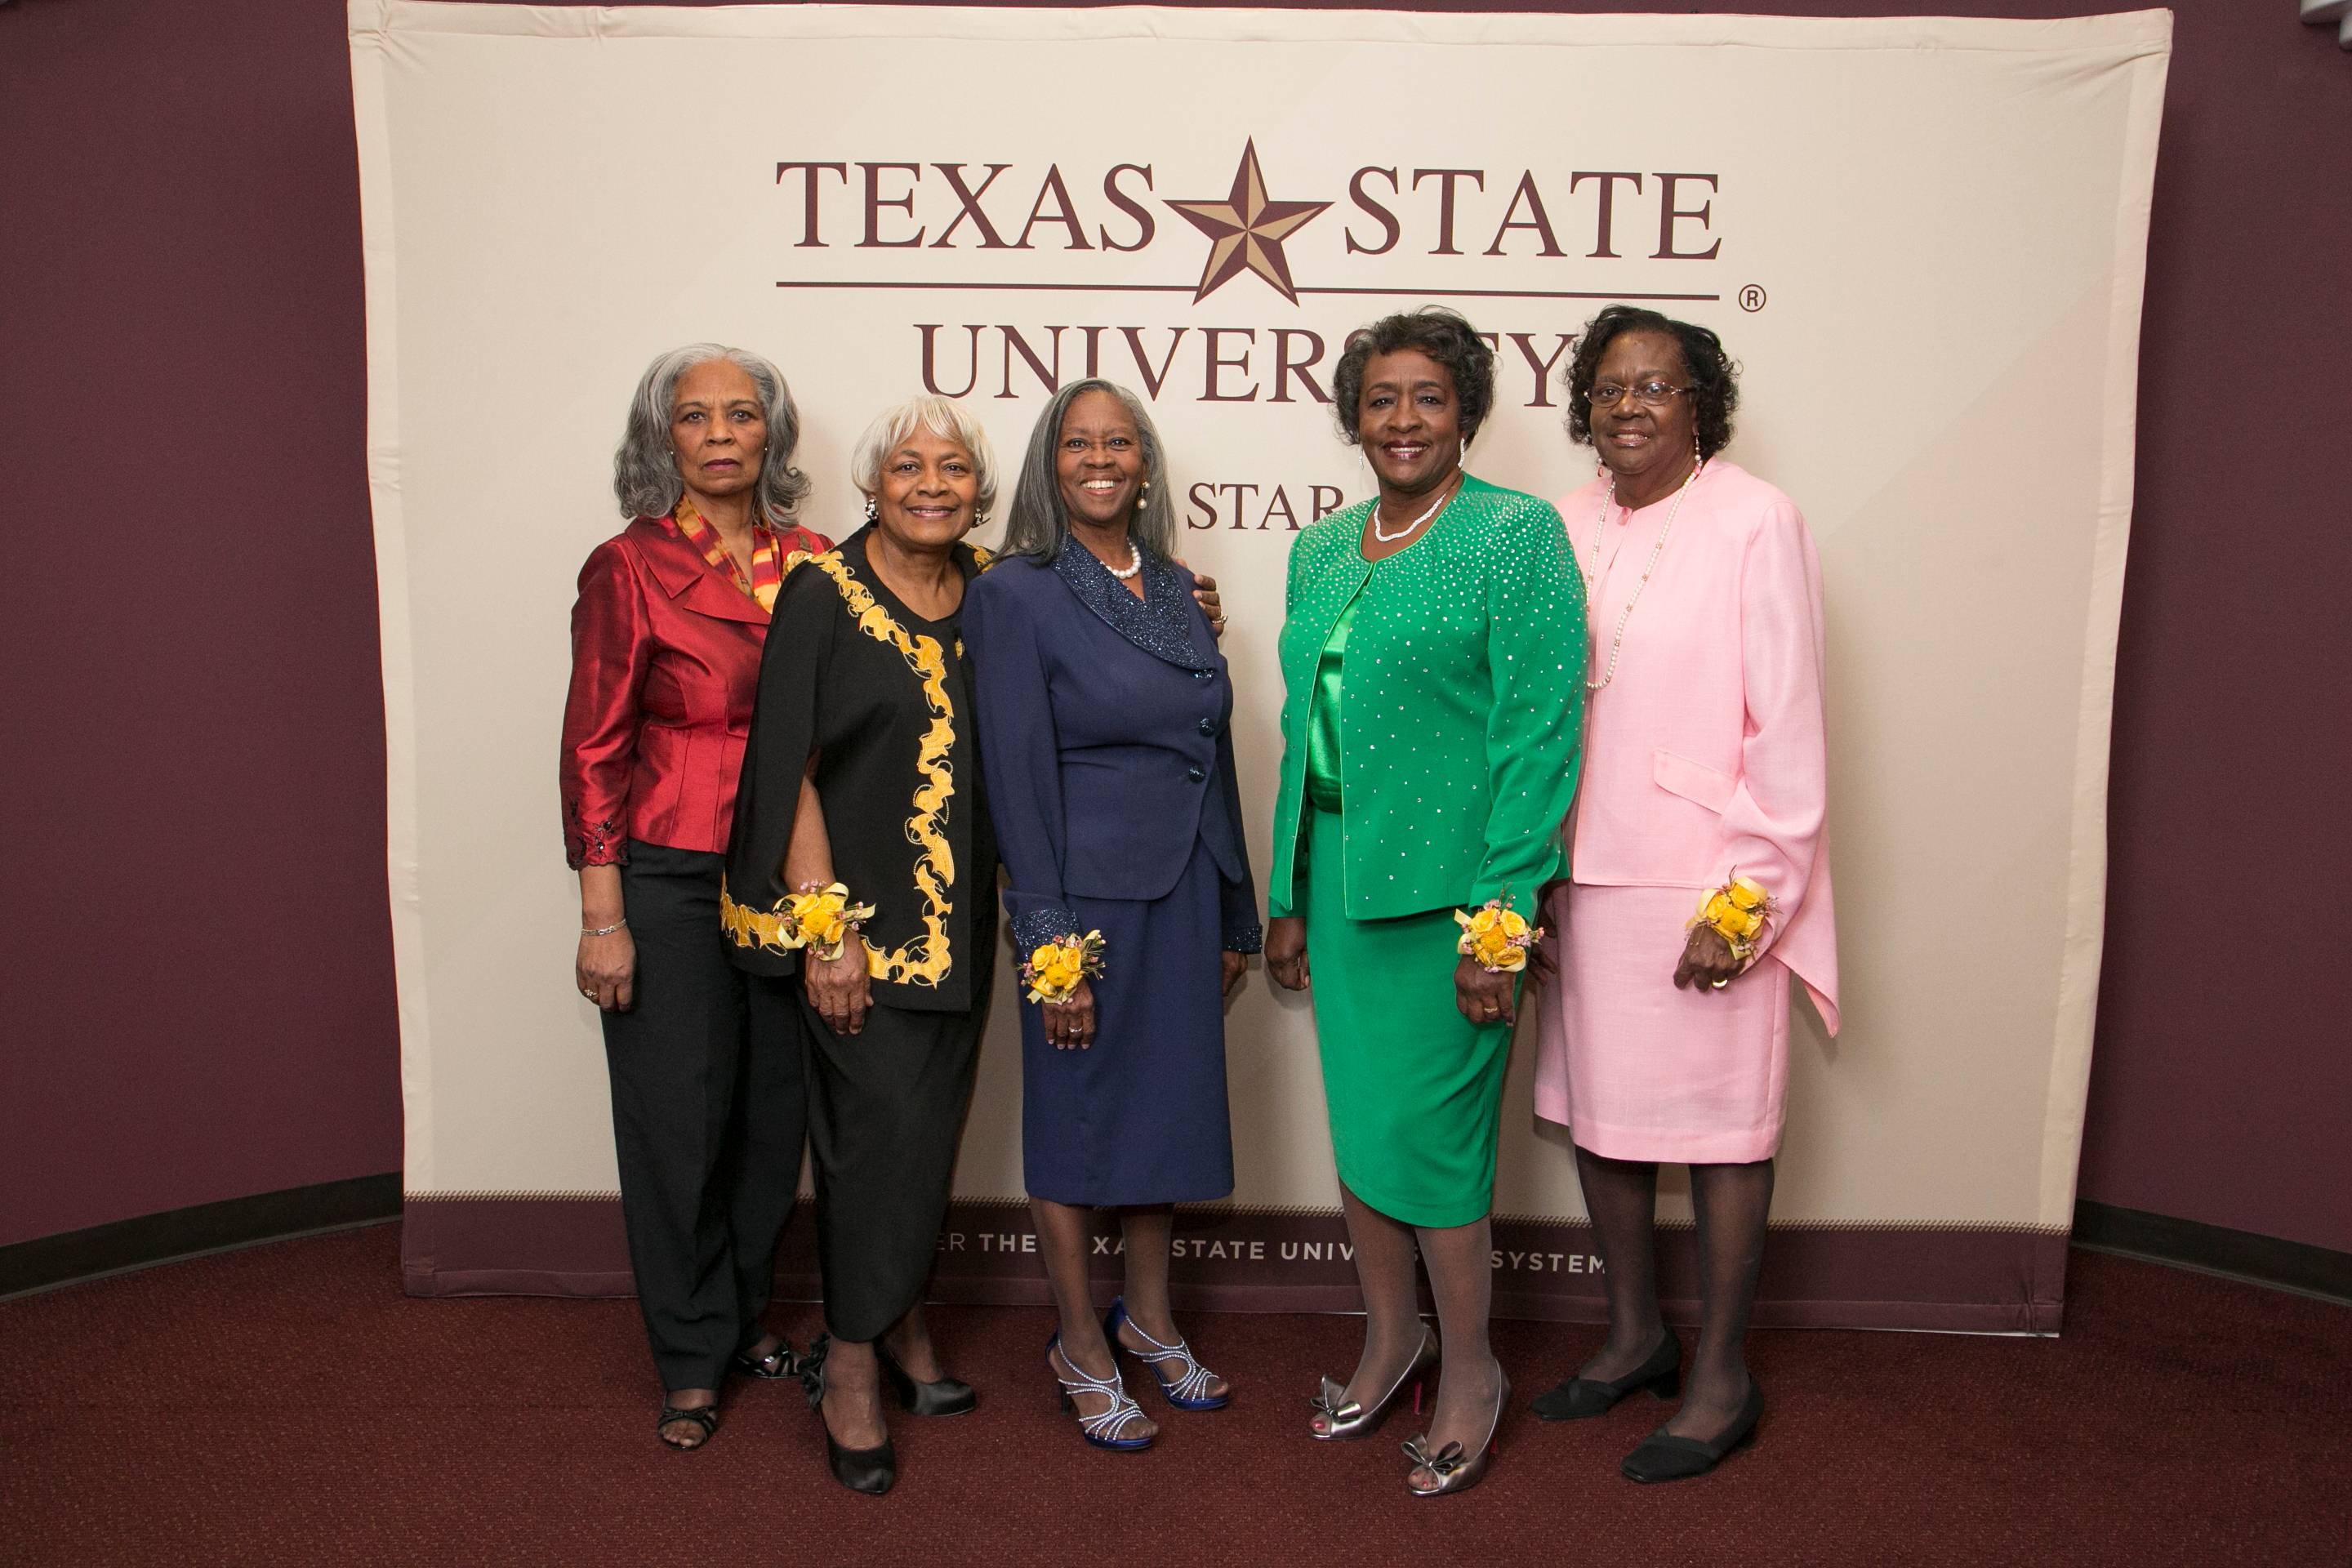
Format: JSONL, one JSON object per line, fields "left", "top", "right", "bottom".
{"left": 724, "top": 528, "right": 996, "bottom": 1340}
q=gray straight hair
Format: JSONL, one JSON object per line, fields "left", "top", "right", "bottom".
{"left": 612, "top": 343, "right": 811, "bottom": 525}
{"left": 999, "top": 379, "right": 1177, "bottom": 564}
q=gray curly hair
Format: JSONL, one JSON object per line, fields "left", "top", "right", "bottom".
{"left": 612, "top": 343, "right": 810, "bottom": 524}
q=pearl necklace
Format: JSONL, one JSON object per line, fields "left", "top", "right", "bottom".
{"left": 1105, "top": 540, "right": 1143, "bottom": 579}
{"left": 1370, "top": 474, "right": 1462, "bottom": 543}
{"left": 1584, "top": 458, "right": 1704, "bottom": 693}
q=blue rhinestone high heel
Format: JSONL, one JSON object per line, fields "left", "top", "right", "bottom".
{"left": 1049, "top": 1333, "right": 1155, "bottom": 1452}
{"left": 1104, "top": 1296, "right": 1230, "bottom": 1411}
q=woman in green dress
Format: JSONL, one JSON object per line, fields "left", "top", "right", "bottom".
{"left": 1265, "top": 307, "right": 1586, "bottom": 1497}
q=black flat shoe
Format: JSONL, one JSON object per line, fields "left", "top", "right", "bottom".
{"left": 1530, "top": 1332, "right": 1682, "bottom": 1421}
{"left": 1620, "top": 1381, "right": 1763, "bottom": 1483}
{"left": 799, "top": 1334, "right": 898, "bottom": 1496}
{"left": 732, "top": 1338, "right": 797, "bottom": 1380}
{"left": 876, "top": 1341, "right": 978, "bottom": 1418}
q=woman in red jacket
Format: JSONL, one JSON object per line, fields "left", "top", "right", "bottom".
{"left": 559, "top": 343, "right": 830, "bottom": 1450}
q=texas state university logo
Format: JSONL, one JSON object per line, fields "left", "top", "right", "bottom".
{"left": 773, "top": 140, "right": 1731, "bottom": 528}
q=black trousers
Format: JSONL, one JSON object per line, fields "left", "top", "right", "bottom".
{"left": 797, "top": 980, "right": 986, "bottom": 1344}
{"left": 602, "top": 843, "right": 805, "bottom": 1392}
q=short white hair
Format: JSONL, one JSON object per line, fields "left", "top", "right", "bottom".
{"left": 848, "top": 396, "right": 1000, "bottom": 516}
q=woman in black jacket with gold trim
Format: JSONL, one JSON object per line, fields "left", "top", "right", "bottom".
{"left": 724, "top": 394, "right": 999, "bottom": 1495}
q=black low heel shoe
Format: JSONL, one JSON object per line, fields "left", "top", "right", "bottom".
{"left": 1530, "top": 1332, "right": 1682, "bottom": 1421}
{"left": 876, "top": 1342, "right": 978, "bottom": 1418}
{"left": 1619, "top": 1380, "right": 1763, "bottom": 1484}
{"left": 798, "top": 1334, "right": 898, "bottom": 1497}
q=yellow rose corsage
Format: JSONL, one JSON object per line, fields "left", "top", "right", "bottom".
{"left": 1690, "top": 875, "right": 1775, "bottom": 968}
{"left": 785, "top": 881, "right": 876, "bottom": 963}
{"left": 1022, "top": 930, "right": 1106, "bottom": 1005}
{"left": 1455, "top": 893, "right": 1542, "bottom": 974}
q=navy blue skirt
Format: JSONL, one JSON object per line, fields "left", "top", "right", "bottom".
{"left": 1019, "top": 836, "right": 1235, "bottom": 1206}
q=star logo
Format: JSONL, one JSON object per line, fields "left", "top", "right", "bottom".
{"left": 1165, "top": 140, "right": 1332, "bottom": 305}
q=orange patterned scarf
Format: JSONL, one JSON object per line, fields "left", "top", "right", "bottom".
{"left": 670, "top": 494, "right": 786, "bottom": 612}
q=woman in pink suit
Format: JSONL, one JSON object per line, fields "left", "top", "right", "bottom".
{"left": 1528, "top": 306, "right": 1838, "bottom": 1483}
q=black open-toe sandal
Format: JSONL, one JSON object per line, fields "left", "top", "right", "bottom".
{"left": 657, "top": 1402, "right": 721, "bottom": 1451}
{"left": 733, "top": 1339, "right": 797, "bottom": 1380}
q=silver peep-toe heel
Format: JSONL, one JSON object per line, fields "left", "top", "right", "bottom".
{"left": 1309, "top": 1325, "right": 1440, "bottom": 1441}
{"left": 1401, "top": 1370, "right": 1509, "bottom": 1498}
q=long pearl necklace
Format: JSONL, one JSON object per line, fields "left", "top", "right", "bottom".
{"left": 1584, "top": 458, "right": 1704, "bottom": 693}
{"left": 1370, "top": 473, "right": 1462, "bottom": 543}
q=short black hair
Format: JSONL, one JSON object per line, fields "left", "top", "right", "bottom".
{"left": 1330, "top": 306, "right": 1497, "bottom": 448}
{"left": 1561, "top": 305, "right": 1739, "bottom": 460}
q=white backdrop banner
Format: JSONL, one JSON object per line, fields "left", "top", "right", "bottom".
{"left": 354, "top": 2, "right": 2169, "bottom": 1330}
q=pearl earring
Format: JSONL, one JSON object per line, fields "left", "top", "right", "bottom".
{"left": 863, "top": 495, "right": 878, "bottom": 521}
{"left": 1136, "top": 479, "right": 1150, "bottom": 509}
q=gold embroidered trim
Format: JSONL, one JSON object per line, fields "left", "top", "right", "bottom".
{"left": 721, "top": 880, "right": 799, "bottom": 956}
{"left": 806, "top": 550, "right": 958, "bottom": 987}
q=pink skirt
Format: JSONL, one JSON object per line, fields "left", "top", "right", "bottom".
{"left": 1531, "top": 882, "right": 1791, "bottom": 1164}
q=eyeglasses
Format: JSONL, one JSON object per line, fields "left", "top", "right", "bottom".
{"left": 1585, "top": 381, "right": 1691, "bottom": 408}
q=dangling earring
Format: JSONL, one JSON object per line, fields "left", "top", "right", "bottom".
{"left": 863, "top": 495, "right": 878, "bottom": 521}
{"left": 1136, "top": 478, "right": 1150, "bottom": 510}
{"left": 1693, "top": 434, "right": 1704, "bottom": 471}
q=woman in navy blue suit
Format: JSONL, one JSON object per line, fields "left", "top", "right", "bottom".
{"left": 963, "top": 379, "right": 1261, "bottom": 1453}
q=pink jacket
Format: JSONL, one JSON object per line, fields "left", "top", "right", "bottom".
{"left": 1561, "top": 461, "right": 1838, "bottom": 1032}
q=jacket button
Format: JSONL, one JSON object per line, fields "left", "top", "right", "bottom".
{"left": 1187, "top": 765, "right": 1205, "bottom": 782}
{"left": 1197, "top": 718, "right": 1216, "bottom": 735}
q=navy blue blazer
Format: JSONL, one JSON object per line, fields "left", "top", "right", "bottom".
{"left": 962, "top": 543, "right": 1261, "bottom": 956}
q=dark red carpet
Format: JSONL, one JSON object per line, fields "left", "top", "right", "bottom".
{"left": 2, "top": 1228, "right": 2345, "bottom": 1565}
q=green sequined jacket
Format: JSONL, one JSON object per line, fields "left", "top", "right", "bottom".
{"left": 1267, "top": 474, "right": 1588, "bottom": 923}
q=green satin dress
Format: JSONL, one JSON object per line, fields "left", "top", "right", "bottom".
{"left": 1301, "top": 597, "right": 1517, "bottom": 1229}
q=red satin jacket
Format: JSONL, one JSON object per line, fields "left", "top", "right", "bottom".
{"left": 559, "top": 514, "right": 830, "bottom": 868}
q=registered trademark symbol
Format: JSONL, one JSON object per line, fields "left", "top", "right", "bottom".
{"left": 1738, "top": 284, "right": 1767, "bottom": 313}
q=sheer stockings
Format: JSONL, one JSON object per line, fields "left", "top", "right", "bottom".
{"left": 1673, "top": 1159, "right": 1773, "bottom": 1437}
{"left": 1573, "top": 1145, "right": 1775, "bottom": 1442}
{"left": 1572, "top": 1147, "right": 1671, "bottom": 1383}
{"left": 1316, "top": 1184, "right": 1505, "bottom": 1489}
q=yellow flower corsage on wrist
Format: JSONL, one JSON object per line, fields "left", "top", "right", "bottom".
{"left": 1455, "top": 893, "right": 1542, "bottom": 974}
{"left": 785, "top": 881, "right": 875, "bottom": 963}
{"left": 1690, "top": 875, "right": 1775, "bottom": 968}
{"left": 1022, "top": 930, "right": 1106, "bottom": 1005}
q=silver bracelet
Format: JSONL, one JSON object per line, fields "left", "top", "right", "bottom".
{"left": 581, "top": 918, "right": 628, "bottom": 938}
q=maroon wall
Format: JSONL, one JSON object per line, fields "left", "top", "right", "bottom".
{"left": 0, "top": 0, "right": 400, "bottom": 1246}
{"left": 2071, "top": 8, "right": 2352, "bottom": 1253}
{"left": 3, "top": 0, "right": 2347, "bottom": 1255}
